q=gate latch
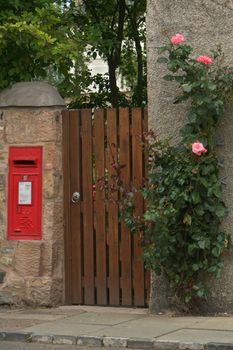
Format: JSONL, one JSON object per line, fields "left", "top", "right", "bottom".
{"left": 72, "top": 192, "right": 80, "bottom": 203}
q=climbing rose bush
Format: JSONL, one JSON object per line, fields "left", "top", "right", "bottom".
{"left": 119, "top": 33, "right": 233, "bottom": 310}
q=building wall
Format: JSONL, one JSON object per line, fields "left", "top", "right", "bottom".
{"left": 147, "top": 0, "right": 233, "bottom": 312}
{"left": 0, "top": 82, "right": 64, "bottom": 306}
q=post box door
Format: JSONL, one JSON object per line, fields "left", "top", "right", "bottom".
{"left": 8, "top": 147, "right": 42, "bottom": 240}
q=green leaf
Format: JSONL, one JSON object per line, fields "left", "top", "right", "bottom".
{"left": 215, "top": 204, "right": 226, "bottom": 218}
{"left": 182, "top": 84, "right": 192, "bottom": 93}
{"left": 212, "top": 185, "right": 222, "bottom": 198}
{"left": 200, "top": 178, "right": 209, "bottom": 188}
{"left": 163, "top": 74, "right": 174, "bottom": 81}
{"left": 187, "top": 111, "right": 197, "bottom": 123}
{"left": 191, "top": 191, "right": 201, "bottom": 204}
{"left": 183, "top": 213, "right": 192, "bottom": 225}
{"left": 158, "top": 46, "right": 168, "bottom": 54}
{"left": 212, "top": 247, "right": 221, "bottom": 257}
{"left": 192, "top": 264, "right": 199, "bottom": 271}
{"left": 198, "top": 240, "right": 205, "bottom": 249}
{"left": 157, "top": 57, "right": 168, "bottom": 64}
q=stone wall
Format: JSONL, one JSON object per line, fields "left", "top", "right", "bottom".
{"left": 147, "top": 0, "right": 233, "bottom": 313}
{"left": 0, "top": 82, "right": 65, "bottom": 306}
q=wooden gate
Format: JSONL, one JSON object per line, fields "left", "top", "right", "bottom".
{"left": 63, "top": 108, "right": 149, "bottom": 306}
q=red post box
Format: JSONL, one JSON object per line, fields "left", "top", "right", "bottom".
{"left": 7, "top": 147, "right": 42, "bottom": 240}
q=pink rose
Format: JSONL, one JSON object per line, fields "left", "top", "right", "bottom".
{"left": 192, "top": 142, "right": 207, "bottom": 156}
{"left": 170, "top": 34, "right": 185, "bottom": 45}
{"left": 196, "top": 55, "right": 212, "bottom": 65}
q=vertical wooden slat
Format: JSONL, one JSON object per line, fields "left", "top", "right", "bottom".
{"left": 81, "top": 109, "right": 95, "bottom": 304}
{"left": 94, "top": 109, "right": 107, "bottom": 305}
{"left": 119, "top": 108, "right": 132, "bottom": 306}
{"left": 62, "top": 109, "right": 72, "bottom": 304}
{"left": 69, "top": 110, "right": 82, "bottom": 304}
{"left": 132, "top": 108, "right": 145, "bottom": 306}
{"left": 107, "top": 108, "right": 120, "bottom": 305}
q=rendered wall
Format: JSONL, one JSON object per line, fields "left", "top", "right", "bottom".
{"left": 0, "top": 82, "right": 65, "bottom": 306}
{"left": 147, "top": 0, "right": 233, "bottom": 312}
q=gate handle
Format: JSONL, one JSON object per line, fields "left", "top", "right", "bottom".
{"left": 72, "top": 192, "right": 80, "bottom": 203}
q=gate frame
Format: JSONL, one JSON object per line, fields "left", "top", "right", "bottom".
{"left": 62, "top": 108, "right": 149, "bottom": 306}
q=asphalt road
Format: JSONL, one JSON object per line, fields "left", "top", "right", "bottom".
{"left": 0, "top": 342, "right": 138, "bottom": 350}
{"left": 0, "top": 343, "right": 95, "bottom": 350}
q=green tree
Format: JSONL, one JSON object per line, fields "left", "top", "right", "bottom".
{"left": 0, "top": 0, "right": 147, "bottom": 108}
{"left": 68, "top": 0, "right": 147, "bottom": 107}
{"left": 0, "top": 0, "right": 84, "bottom": 92}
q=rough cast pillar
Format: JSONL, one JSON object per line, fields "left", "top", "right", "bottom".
{"left": 0, "top": 82, "right": 65, "bottom": 306}
{"left": 147, "top": 0, "right": 233, "bottom": 313}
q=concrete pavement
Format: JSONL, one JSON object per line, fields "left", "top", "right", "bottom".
{"left": 0, "top": 305, "right": 233, "bottom": 349}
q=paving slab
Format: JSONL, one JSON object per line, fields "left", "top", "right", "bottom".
{"left": 92, "top": 316, "right": 210, "bottom": 339}
{"left": 56, "top": 311, "right": 145, "bottom": 325}
{"left": 156, "top": 329, "right": 233, "bottom": 343}
{"left": 22, "top": 320, "right": 108, "bottom": 336}
{"left": 2, "top": 306, "right": 233, "bottom": 349}
{"left": 18, "top": 307, "right": 87, "bottom": 316}
{"left": 0, "top": 319, "right": 46, "bottom": 332}
{"left": 60, "top": 305, "right": 148, "bottom": 315}
{"left": 189, "top": 317, "right": 233, "bottom": 331}
{"left": 0, "top": 313, "right": 65, "bottom": 321}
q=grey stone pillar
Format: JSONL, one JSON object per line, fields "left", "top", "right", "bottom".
{"left": 147, "top": 0, "right": 233, "bottom": 313}
{"left": 0, "top": 82, "right": 65, "bottom": 306}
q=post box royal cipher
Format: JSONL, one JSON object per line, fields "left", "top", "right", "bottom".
{"left": 7, "top": 147, "right": 42, "bottom": 240}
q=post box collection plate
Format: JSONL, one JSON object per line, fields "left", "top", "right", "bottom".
{"left": 18, "top": 181, "right": 32, "bottom": 205}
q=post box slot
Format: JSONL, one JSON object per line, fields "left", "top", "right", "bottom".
{"left": 13, "top": 159, "right": 36, "bottom": 167}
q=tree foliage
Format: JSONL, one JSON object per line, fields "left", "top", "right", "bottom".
{"left": 0, "top": 0, "right": 146, "bottom": 108}
{"left": 0, "top": 0, "right": 85, "bottom": 94}
{"left": 69, "top": 0, "right": 147, "bottom": 107}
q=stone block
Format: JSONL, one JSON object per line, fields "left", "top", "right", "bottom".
{"left": 103, "top": 337, "right": 127, "bottom": 348}
{"left": 5, "top": 110, "right": 59, "bottom": 144}
{"left": 0, "top": 332, "right": 32, "bottom": 342}
{"left": 0, "top": 241, "right": 16, "bottom": 254}
{"left": 40, "top": 241, "right": 63, "bottom": 278}
{"left": 77, "top": 336, "right": 103, "bottom": 347}
{"left": 0, "top": 271, "right": 6, "bottom": 283}
{"left": 0, "top": 256, "right": 13, "bottom": 267}
{"left": 43, "top": 170, "right": 61, "bottom": 200}
{"left": 0, "top": 174, "right": 5, "bottom": 191}
{"left": 42, "top": 201, "right": 54, "bottom": 241}
{"left": 44, "top": 143, "right": 58, "bottom": 170}
{"left": 31, "top": 334, "right": 53, "bottom": 344}
{"left": 153, "top": 340, "right": 179, "bottom": 349}
{"left": 26, "top": 277, "right": 51, "bottom": 306}
{"left": 0, "top": 272, "right": 26, "bottom": 304}
{"left": 53, "top": 335, "right": 77, "bottom": 345}
{"left": 42, "top": 201, "right": 63, "bottom": 242}
{"left": 207, "top": 344, "right": 233, "bottom": 350}
{"left": 51, "top": 242, "right": 64, "bottom": 277}
{"left": 26, "top": 277, "right": 63, "bottom": 306}
{"left": 40, "top": 243, "right": 53, "bottom": 276}
{"left": 127, "top": 337, "right": 154, "bottom": 349}
{"left": 14, "top": 241, "right": 42, "bottom": 277}
{"left": 53, "top": 201, "right": 64, "bottom": 240}
{"left": 179, "top": 343, "right": 204, "bottom": 350}
{"left": 50, "top": 278, "right": 63, "bottom": 305}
